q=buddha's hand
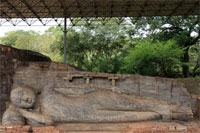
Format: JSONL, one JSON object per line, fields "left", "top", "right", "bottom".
{"left": 17, "top": 108, "right": 27, "bottom": 113}
{"left": 18, "top": 108, "right": 54, "bottom": 126}
{"left": 13, "top": 107, "right": 26, "bottom": 114}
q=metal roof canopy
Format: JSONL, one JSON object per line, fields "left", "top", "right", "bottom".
{"left": 0, "top": 0, "right": 200, "bottom": 19}
{"left": 0, "top": 0, "right": 200, "bottom": 26}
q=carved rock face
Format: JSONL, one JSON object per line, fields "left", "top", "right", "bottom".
{"left": 11, "top": 86, "right": 36, "bottom": 109}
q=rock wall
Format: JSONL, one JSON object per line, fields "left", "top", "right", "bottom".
{"left": 0, "top": 47, "right": 14, "bottom": 122}
{"left": 0, "top": 45, "right": 50, "bottom": 122}
{"left": 0, "top": 44, "right": 198, "bottom": 122}
{"left": 13, "top": 62, "right": 196, "bottom": 108}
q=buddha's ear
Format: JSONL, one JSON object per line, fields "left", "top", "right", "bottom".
{"left": 11, "top": 84, "right": 19, "bottom": 91}
{"left": 6, "top": 101, "right": 11, "bottom": 109}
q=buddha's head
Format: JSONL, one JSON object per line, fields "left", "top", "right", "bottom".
{"left": 11, "top": 86, "right": 36, "bottom": 108}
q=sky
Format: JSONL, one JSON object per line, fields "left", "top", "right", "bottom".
{"left": 0, "top": 26, "right": 50, "bottom": 37}
{"left": 0, "top": 19, "right": 198, "bottom": 38}
{"left": 0, "top": 18, "right": 66, "bottom": 37}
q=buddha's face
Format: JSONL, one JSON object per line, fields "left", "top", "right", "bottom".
{"left": 11, "top": 86, "right": 36, "bottom": 108}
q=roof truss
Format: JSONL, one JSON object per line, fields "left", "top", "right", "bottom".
{"left": 0, "top": 0, "right": 199, "bottom": 26}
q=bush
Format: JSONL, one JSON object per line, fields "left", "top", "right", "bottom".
{"left": 122, "top": 40, "right": 184, "bottom": 77}
{"left": 83, "top": 56, "right": 122, "bottom": 73}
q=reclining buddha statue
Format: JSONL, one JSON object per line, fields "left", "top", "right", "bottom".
{"left": 2, "top": 85, "right": 193, "bottom": 126}
{"left": 0, "top": 44, "right": 195, "bottom": 127}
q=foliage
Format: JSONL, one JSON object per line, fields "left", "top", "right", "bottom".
{"left": 0, "top": 28, "right": 63, "bottom": 62}
{"left": 0, "top": 30, "right": 40, "bottom": 51}
{"left": 50, "top": 19, "right": 132, "bottom": 73}
{"left": 131, "top": 16, "right": 200, "bottom": 77}
{"left": 189, "top": 44, "right": 200, "bottom": 76}
{"left": 122, "top": 40, "right": 184, "bottom": 77}
{"left": 0, "top": 30, "right": 38, "bottom": 48}
{"left": 0, "top": 16, "right": 200, "bottom": 78}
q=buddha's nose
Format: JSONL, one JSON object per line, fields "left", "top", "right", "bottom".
{"left": 21, "top": 96, "right": 28, "bottom": 102}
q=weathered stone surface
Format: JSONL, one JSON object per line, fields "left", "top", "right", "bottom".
{"left": 12, "top": 62, "right": 197, "bottom": 111}
{"left": 0, "top": 44, "right": 51, "bottom": 122}
{"left": 2, "top": 85, "right": 193, "bottom": 126}
{"left": 0, "top": 44, "right": 198, "bottom": 126}
{"left": 0, "top": 45, "right": 51, "bottom": 62}
{"left": 2, "top": 104, "right": 25, "bottom": 125}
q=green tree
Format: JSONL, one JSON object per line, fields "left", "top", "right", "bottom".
{"left": 51, "top": 19, "right": 132, "bottom": 73}
{"left": 122, "top": 40, "right": 184, "bottom": 77}
{"left": 0, "top": 30, "right": 27, "bottom": 46}
{"left": 130, "top": 16, "right": 200, "bottom": 77}
{"left": 0, "top": 28, "right": 63, "bottom": 62}
{"left": 0, "top": 30, "right": 40, "bottom": 52}
{"left": 40, "top": 27, "right": 63, "bottom": 62}
{"left": 15, "top": 31, "right": 40, "bottom": 52}
{"left": 189, "top": 44, "right": 200, "bottom": 77}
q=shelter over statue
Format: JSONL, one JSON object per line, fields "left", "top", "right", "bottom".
{"left": 0, "top": 0, "right": 199, "bottom": 19}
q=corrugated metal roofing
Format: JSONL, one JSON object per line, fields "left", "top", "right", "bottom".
{"left": 0, "top": 0, "right": 199, "bottom": 18}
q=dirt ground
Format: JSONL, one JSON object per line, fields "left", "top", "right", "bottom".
{"left": 0, "top": 121, "right": 200, "bottom": 133}
{"left": 122, "top": 123, "right": 200, "bottom": 133}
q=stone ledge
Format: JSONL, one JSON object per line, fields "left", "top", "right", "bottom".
{"left": 1, "top": 121, "right": 200, "bottom": 133}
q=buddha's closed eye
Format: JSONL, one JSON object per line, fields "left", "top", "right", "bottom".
{"left": 11, "top": 87, "right": 36, "bottom": 108}
{"left": 21, "top": 97, "right": 27, "bottom": 101}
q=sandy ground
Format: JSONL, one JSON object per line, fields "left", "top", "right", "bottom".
{"left": 0, "top": 121, "right": 200, "bottom": 133}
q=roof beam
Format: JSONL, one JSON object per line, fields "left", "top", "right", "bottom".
{"left": 93, "top": 0, "right": 97, "bottom": 17}
{"left": 22, "top": 0, "right": 45, "bottom": 25}
{"left": 0, "top": 9, "right": 11, "bottom": 24}
{"left": 58, "top": 0, "right": 66, "bottom": 16}
{"left": 0, "top": 0, "right": 199, "bottom": 25}
{"left": 0, "top": 9, "right": 11, "bottom": 19}
{"left": 40, "top": 0, "right": 60, "bottom": 25}
{"left": 40, "top": 0, "right": 55, "bottom": 18}
{"left": 110, "top": 1, "right": 114, "bottom": 17}
{"left": 169, "top": 0, "right": 184, "bottom": 17}
{"left": 184, "top": 1, "right": 200, "bottom": 18}
{"left": 125, "top": 1, "right": 132, "bottom": 17}
{"left": 3, "top": 0, "right": 33, "bottom": 26}
{"left": 155, "top": 0, "right": 166, "bottom": 16}
{"left": 138, "top": 0, "right": 148, "bottom": 17}
{"left": 4, "top": 0, "right": 26, "bottom": 20}
{"left": 166, "top": 0, "right": 185, "bottom": 22}
{"left": 58, "top": 0, "right": 79, "bottom": 17}
{"left": 135, "top": 0, "right": 148, "bottom": 23}
{"left": 76, "top": 0, "right": 82, "bottom": 17}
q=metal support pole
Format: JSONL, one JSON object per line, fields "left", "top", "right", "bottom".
{"left": 64, "top": 17, "right": 67, "bottom": 64}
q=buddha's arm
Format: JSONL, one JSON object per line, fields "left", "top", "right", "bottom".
{"left": 2, "top": 105, "right": 25, "bottom": 125}
{"left": 18, "top": 108, "right": 54, "bottom": 126}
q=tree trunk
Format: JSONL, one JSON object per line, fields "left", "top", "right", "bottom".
{"left": 182, "top": 48, "right": 190, "bottom": 78}
{"left": 192, "top": 52, "right": 200, "bottom": 77}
